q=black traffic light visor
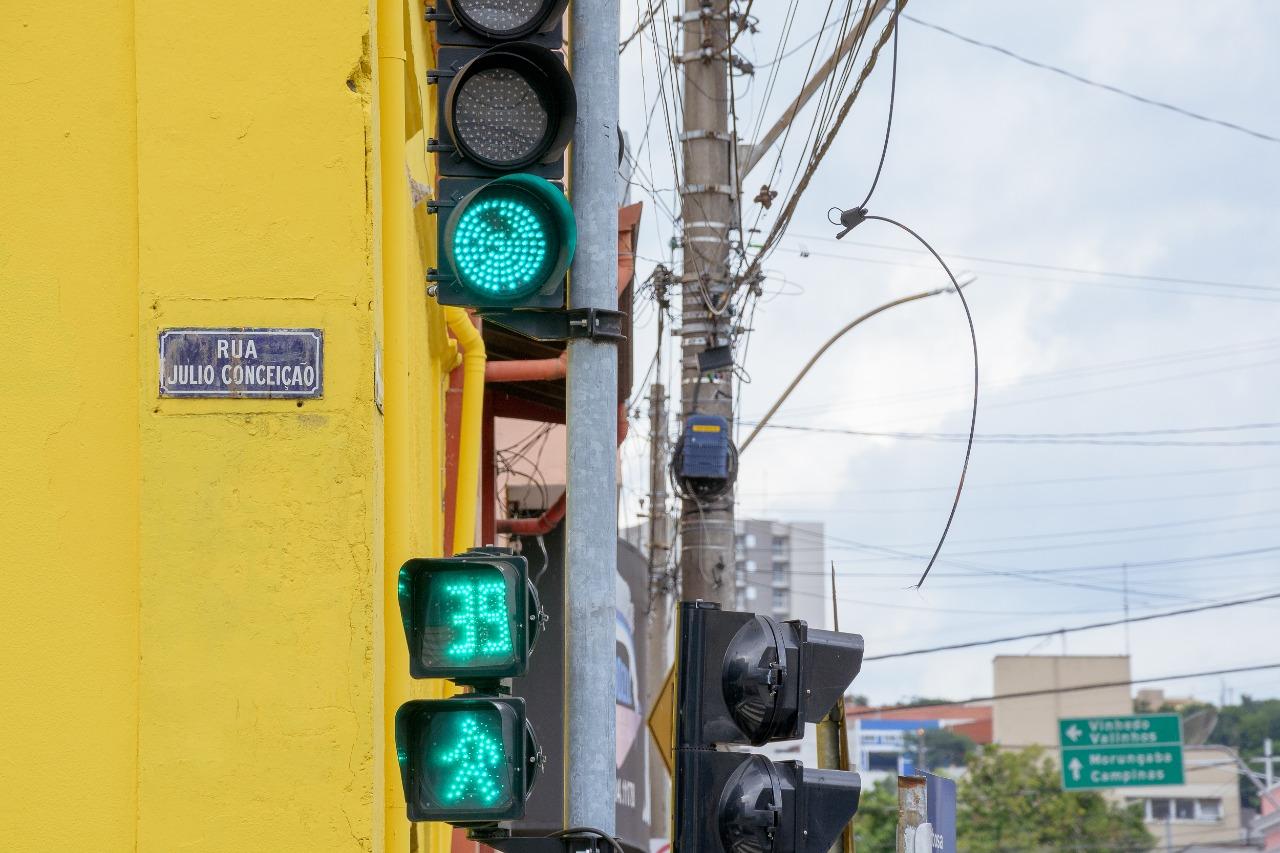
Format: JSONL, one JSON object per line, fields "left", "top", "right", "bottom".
{"left": 446, "top": 0, "right": 569, "bottom": 41}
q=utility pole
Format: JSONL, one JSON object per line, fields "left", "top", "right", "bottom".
{"left": 566, "top": 0, "right": 619, "bottom": 836}
{"left": 1254, "top": 738, "right": 1277, "bottom": 790}
{"left": 645, "top": 274, "right": 672, "bottom": 836}
{"left": 678, "top": 0, "right": 736, "bottom": 603}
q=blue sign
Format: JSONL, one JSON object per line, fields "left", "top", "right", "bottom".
{"left": 159, "top": 328, "right": 323, "bottom": 399}
{"left": 924, "top": 772, "right": 956, "bottom": 852}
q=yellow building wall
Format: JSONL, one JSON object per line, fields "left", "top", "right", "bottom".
{"left": 1, "top": 0, "right": 453, "bottom": 850}
{"left": 0, "top": 4, "right": 141, "bottom": 849}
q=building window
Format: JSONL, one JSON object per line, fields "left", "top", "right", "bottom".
{"left": 1143, "top": 798, "right": 1223, "bottom": 822}
{"left": 744, "top": 533, "right": 756, "bottom": 548}
{"left": 746, "top": 587, "right": 757, "bottom": 602}
{"left": 745, "top": 559, "right": 757, "bottom": 574}
{"left": 774, "top": 589, "right": 789, "bottom": 609}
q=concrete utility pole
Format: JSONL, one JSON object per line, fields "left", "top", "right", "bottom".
{"left": 678, "top": 0, "right": 736, "bottom": 603}
{"left": 566, "top": 0, "right": 620, "bottom": 836}
{"left": 644, "top": 377, "right": 671, "bottom": 835}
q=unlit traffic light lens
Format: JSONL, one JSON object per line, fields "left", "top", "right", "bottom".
{"left": 453, "top": 0, "right": 552, "bottom": 39}
{"left": 454, "top": 67, "right": 551, "bottom": 167}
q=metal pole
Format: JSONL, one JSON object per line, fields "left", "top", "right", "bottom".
{"left": 678, "top": 0, "right": 735, "bottom": 603}
{"left": 644, "top": 380, "right": 672, "bottom": 837}
{"left": 566, "top": 0, "right": 619, "bottom": 835}
{"left": 1164, "top": 806, "right": 1173, "bottom": 852}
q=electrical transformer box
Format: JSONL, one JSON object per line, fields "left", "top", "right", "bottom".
{"left": 680, "top": 415, "right": 732, "bottom": 480}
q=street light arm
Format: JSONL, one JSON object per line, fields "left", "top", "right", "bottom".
{"left": 739, "top": 284, "right": 953, "bottom": 453}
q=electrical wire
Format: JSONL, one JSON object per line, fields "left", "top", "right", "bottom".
{"left": 848, "top": 662, "right": 1280, "bottom": 717}
{"left": 746, "top": 421, "right": 1280, "bottom": 448}
{"left": 743, "top": 3, "right": 902, "bottom": 282}
{"left": 550, "top": 827, "right": 627, "bottom": 853}
{"left": 904, "top": 14, "right": 1280, "bottom": 146}
{"left": 785, "top": 232, "right": 1280, "bottom": 294}
{"left": 853, "top": 215, "right": 976, "bottom": 589}
{"left": 620, "top": 1, "right": 664, "bottom": 53}
{"left": 865, "top": 590, "right": 1280, "bottom": 661}
{"left": 854, "top": 0, "right": 897, "bottom": 210}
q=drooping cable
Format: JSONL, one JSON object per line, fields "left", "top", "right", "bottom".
{"left": 830, "top": 211, "right": 977, "bottom": 590}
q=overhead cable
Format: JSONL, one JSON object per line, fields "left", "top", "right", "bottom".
{"left": 904, "top": 14, "right": 1280, "bottom": 145}
{"left": 848, "top": 661, "right": 1280, "bottom": 716}
{"left": 866, "top": 590, "right": 1280, "bottom": 661}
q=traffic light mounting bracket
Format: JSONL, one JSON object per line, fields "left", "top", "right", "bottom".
{"left": 468, "top": 828, "right": 618, "bottom": 853}
{"left": 474, "top": 306, "right": 626, "bottom": 343}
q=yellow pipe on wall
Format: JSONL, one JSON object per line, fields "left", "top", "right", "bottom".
{"left": 376, "top": 0, "right": 411, "bottom": 848}
{"left": 444, "top": 307, "right": 486, "bottom": 554}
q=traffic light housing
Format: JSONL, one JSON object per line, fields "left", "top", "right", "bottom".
{"left": 676, "top": 751, "right": 863, "bottom": 853}
{"left": 426, "top": 2, "right": 577, "bottom": 312}
{"left": 396, "top": 696, "right": 541, "bottom": 824}
{"left": 395, "top": 548, "right": 546, "bottom": 826}
{"left": 398, "top": 549, "right": 543, "bottom": 683}
{"left": 673, "top": 601, "right": 865, "bottom": 853}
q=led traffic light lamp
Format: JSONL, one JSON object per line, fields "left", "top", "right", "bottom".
{"left": 428, "top": 0, "right": 571, "bottom": 47}
{"left": 398, "top": 548, "right": 543, "bottom": 682}
{"left": 427, "top": 2, "right": 578, "bottom": 312}
{"left": 396, "top": 696, "right": 541, "bottom": 823}
{"left": 673, "top": 601, "right": 865, "bottom": 853}
{"left": 437, "top": 173, "right": 575, "bottom": 308}
{"left": 395, "top": 548, "right": 546, "bottom": 826}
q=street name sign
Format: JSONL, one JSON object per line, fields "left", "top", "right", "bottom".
{"left": 159, "top": 328, "right": 323, "bottom": 399}
{"left": 1058, "top": 714, "right": 1184, "bottom": 790}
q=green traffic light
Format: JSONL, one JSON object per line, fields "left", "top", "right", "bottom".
{"left": 442, "top": 173, "right": 576, "bottom": 307}
{"left": 432, "top": 707, "right": 510, "bottom": 808}
{"left": 395, "top": 696, "right": 540, "bottom": 824}
{"left": 452, "top": 193, "right": 551, "bottom": 299}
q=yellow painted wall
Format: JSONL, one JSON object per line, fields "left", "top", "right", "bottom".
{"left": 1, "top": 0, "right": 452, "bottom": 850}
{"left": 0, "top": 4, "right": 141, "bottom": 848}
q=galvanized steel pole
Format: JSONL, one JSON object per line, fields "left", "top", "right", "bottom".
{"left": 566, "top": 0, "right": 620, "bottom": 836}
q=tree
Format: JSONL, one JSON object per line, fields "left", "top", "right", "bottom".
{"left": 852, "top": 778, "right": 898, "bottom": 852}
{"left": 905, "top": 727, "right": 977, "bottom": 770}
{"left": 1203, "top": 695, "right": 1280, "bottom": 809}
{"left": 957, "top": 746, "right": 1153, "bottom": 853}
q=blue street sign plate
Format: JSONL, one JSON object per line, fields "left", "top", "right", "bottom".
{"left": 159, "top": 328, "right": 324, "bottom": 399}
{"left": 924, "top": 772, "right": 957, "bottom": 852}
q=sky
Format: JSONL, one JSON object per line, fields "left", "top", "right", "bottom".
{"left": 613, "top": 0, "right": 1280, "bottom": 708}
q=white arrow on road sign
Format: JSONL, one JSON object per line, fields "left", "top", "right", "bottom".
{"left": 1068, "top": 757, "right": 1083, "bottom": 781}
{"left": 1065, "top": 724, "right": 1082, "bottom": 742}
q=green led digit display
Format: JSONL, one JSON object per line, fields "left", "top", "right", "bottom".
{"left": 441, "top": 569, "right": 514, "bottom": 661}
{"left": 421, "top": 565, "right": 516, "bottom": 670}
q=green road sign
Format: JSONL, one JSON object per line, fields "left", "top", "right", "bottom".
{"left": 1058, "top": 714, "right": 1185, "bottom": 790}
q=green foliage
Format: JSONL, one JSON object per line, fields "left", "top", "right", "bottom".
{"left": 852, "top": 778, "right": 898, "bottom": 852}
{"left": 905, "top": 727, "right": 977, "bottom": 769}
{"left": 1199, "top": 695, "right": 1280, "bottom": 809}
{"left": 957, "top": 746, "right": 1153, "bottom": 853}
